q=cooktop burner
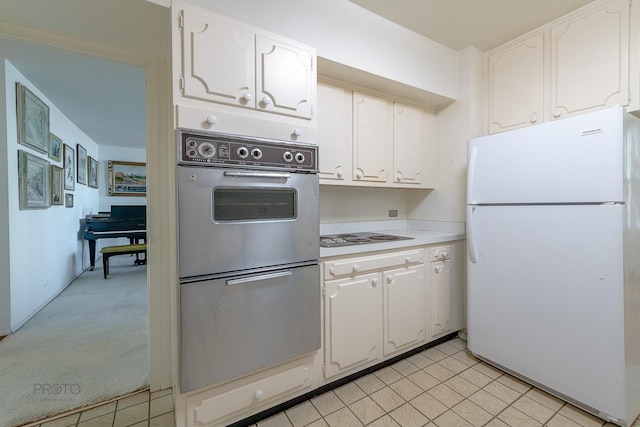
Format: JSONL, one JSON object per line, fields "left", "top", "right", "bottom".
{"left": 320, "top": 232, "right": 414, "bottom": 248}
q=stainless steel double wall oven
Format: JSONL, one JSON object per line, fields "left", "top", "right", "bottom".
{"left": 176, "top": 129, "right": 320, "bottom": 393}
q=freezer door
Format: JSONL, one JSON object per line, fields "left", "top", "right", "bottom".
{"left": 468, "top": 107, "right": 624, "bottom": 204}
{"left": 467, "top": 204, "right": 626, "bottom": 419}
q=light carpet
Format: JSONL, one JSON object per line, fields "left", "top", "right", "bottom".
{"left": 0, "top": 256, "right": 148, "bottom": 427}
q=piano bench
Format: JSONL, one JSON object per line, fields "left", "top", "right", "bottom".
{"left": 100, "top": 243, "right": 147, "bottom": 279}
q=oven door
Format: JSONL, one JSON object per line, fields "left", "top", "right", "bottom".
{"left": 179, "top": 262, "right": 320, "bottom": 392}
{"left": 177, "top": 166, "right": 319, "bottom": 279}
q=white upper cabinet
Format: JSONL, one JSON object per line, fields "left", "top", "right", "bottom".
{"left": 317, "top": 81, "right": 435, "bottom": 189}
{"left": 256, "top": 36, "right": 315, "bottom": 119}
{"left": 393, "top": 102, "right": 435, "bottom": 187}
{"left": 179, "top": 6, "right": 316, "bottom": 120}
{"left": 353, "top": 92, "right": 392, "bottom": 183}
{"left": 317, "top": 82, "right": 352, "bottom": 182}
{"left": 550, "top": 0, "right": 629, "bottom": 120}
{"left": 487, "top": 33, "right": 545, "bottom": 134}
{"left": 486, "top": 0, "right": 631, "bottom": 134}
{"left": 180, "top": 9, "right": 255, "bottom": 109}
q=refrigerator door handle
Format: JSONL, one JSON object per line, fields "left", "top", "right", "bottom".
{"left": 467, "top": 145, "right": 478, "bottom": 204}
{"left": 467, "top": 206, "right": 478, "bottom": 264}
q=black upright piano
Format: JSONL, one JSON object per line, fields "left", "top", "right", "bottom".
{"left": 83, "top": 205, "right": 147, "bottom": 270}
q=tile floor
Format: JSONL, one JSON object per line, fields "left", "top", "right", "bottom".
{"left": 253, "top": 338, "right": 640, "bottom": 427}
{"left": 29, "top": 337, "right": 640, "bottom": 427}
{"left": 26, "top": 388, "right": 174, "bottom": 427}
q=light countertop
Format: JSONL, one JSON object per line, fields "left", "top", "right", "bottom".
{"left": 319, "top": 220, "right": 465, "bottom": 258}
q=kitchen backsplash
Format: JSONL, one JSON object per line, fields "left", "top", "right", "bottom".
{"left": 319, "top": 186, "right": 410, "bottom": 223}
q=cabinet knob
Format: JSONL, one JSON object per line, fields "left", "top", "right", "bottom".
{"left": 371, "top": 277, "right": 378, "bottom": 286}
{"left": 254, "top": 390, "right": 264, "bottom": 399}
{"left": 387, "top": 275, "right": 394, "bottom": 283}
{"left": 352, "top": 264, "right": 360, "bottom": 272}
{"left": 435, "top": 249, "right": 450, "bottom": 260}
{"left": 405, "top": 256, "right": 412, "bottom": 263}
{"left": 553, "top": 110, "right": 561, "bottom": 118}
{"left": 356, "top": 170, "right": 363, "bottom": 180}
{"left": 293, "top": 128, "right": 302, "bottom": 136}
{"left": 242, "top": 92, "right": 253, "bottom": 102}
{"left": 262, "top": 96, "right": 272, "bottom": 105}
{"left": 396, "top": 173, "right": 402, "bottom": 182}
{"left": 206, "top": 115, "right": 217, "bottom": 125}
{"left": 435, "top": 265, "right": 442, "bottom": 273}
{"left": 529, "top": 116, "right": 537, "bottom": 124}
{"left": 336, "top": 168, "right": 344, "bottom": 178}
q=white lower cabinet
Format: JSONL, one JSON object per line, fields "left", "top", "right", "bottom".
{"left": 383, "top": 265, "right": 427, "bottom": 356}
{"left": 182, "top": 352, "right": 318, "bottom": 427}
{"left": 322, "top": 246, "right": 451, "bottom": 382}
{"left": 322, "top": 243, "right": 464, "bottom": 383}
{"left": 430, "top": 242, "right": 465, "bottom": 339}
{"left": 323, "top": 272, "right": 383, "bottom": 379}
{"left": 430, "top": 246, "right": 454, "bottom": 337}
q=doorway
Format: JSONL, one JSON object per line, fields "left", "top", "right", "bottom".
{"left": 0, "top": 0, "right": 173, "bottom": 423}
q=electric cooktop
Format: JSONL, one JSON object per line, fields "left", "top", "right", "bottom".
{"left": 320, "top": 232, "right": 414, "bottom": 248}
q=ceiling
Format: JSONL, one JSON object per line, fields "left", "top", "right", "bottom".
{"left": 0, "top": 0, "right": 594, "bottom": 150}
{"left": 347, "top": 0, "right": 593, "bottom": 52}
{"left": 0, "top": 0, "right": 168, "bottom": 150}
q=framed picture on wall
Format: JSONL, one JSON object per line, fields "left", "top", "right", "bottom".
{"left": 63, "top": 144, "right": 75, "bottom": 191}
{"left": 76, "top": 144, "right": 87, "bottom": 185}
{"left": 50, "top": 165, "right": 63, "bottom": 205}
{"left": 18, "top": 149, "right": 50, "bottom": 210}
{"left": 108, "top": 160, "right": 146, "bottom": 196}
{"left": 16, "top": 82, "right": 49, "bottom": 155}
{"left": 48, "top": 132, "right": 62, "bottom": 162}
{"left": 88, "top": 156, "right": 99, "bottom": 189}
{"left": 65, "top": 193, "right": 74, "bottom": 208}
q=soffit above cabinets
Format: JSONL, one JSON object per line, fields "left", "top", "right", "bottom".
{"left": 318, "top": 57, "right": 456, "bottom": 111}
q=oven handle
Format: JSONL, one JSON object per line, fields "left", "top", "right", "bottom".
{"left": 226, "top": 271, "right": 292, "bottom": 286}
{"left": 223, "top": 171, "right": 291, "bottom": 179}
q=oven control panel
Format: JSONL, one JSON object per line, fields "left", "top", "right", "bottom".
{"left": 177, "top": 129, "right": 317, "bottom": 172}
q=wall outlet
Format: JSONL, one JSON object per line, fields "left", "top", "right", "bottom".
{"left": 388, "top": 209, "right": 398, "bottom": 217}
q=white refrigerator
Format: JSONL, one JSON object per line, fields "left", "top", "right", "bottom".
{"left": 466, "top": 106, "right": 640, "bottom": 426}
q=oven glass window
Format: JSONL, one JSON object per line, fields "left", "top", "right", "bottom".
{"left": 213, "top": 188, "right": 296, "bottom": 221}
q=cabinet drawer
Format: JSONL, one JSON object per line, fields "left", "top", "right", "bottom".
{"left": 324, "top": 249, "right": 424, "bottom": 279}
{"left": 187, "top": 361, "right": 315, "bottom": 426}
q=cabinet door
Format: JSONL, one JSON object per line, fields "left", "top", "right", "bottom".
{"left": 256, "top": 35, "right": 315, "bottom": 119}
{"left": 353, "top": 92, "right": 392, "bottom": 183}
{"left": 431, "top": 259, "right": 453, "bottom": 338}
{"left": 382, "top": 265, "right": 427, "bottom": 356}
{"left": 487, "top": 32, "right": 545, "bottom": 134}
{"left": 393, "top": 103, "right": 435, "bottom": 187}
{"left": 317, "top": 82, "right": 352, "bottom": 182}
{"left": 550, "top": 0, "right": 629, "bottom": 120}
{"left": 324, "top": 273, "right": 382, "bottom": 379}
{"left": 180, "top": 8, "right": 256, "bottom": 108}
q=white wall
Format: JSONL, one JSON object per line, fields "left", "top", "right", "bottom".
{"left": 180, "top": 0, "right": 459, "bottom": 100}
{"left": 320, "top": 186, "right": 410, "bottom": 223}
{"left": 408, "top": 47, "right": 485, "bottom": 222}
{"left": 0, "top": 61, "right": 10, "bottom": 334}
{"left": 3, "top": 59, "right": 100, "bottom": 331}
